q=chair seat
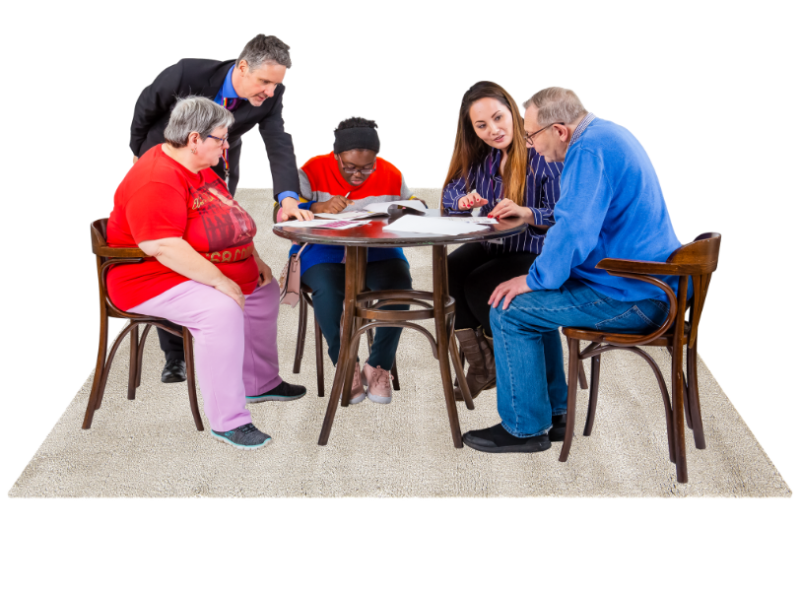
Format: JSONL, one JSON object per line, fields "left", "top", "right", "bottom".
{"left": 563, "top": 323, "right": 691, "bottom": 349}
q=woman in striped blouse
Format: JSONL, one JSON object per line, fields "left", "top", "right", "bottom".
{"left": 442, "top": 81, "right": 563, "bottom": 400}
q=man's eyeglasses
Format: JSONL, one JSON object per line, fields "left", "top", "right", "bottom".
{"left": 207, "top": 133, "right": 229, "bottom": 144}
{"left": 524, "top": 122, "right": 565, "bottom": 144}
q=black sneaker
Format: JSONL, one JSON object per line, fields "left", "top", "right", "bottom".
{"left": 211, "top": 423, "right": 271, "bottom": 449}
{"left": 463, "top": 423, "right": 551, "bottom": 453}
{"left": 246, "top": 381, "right": 307, "bottom": 403}
{"left": 161, "top": 359, "right": 187, "bottom": 383}
{"left": 549, "top": 414, "right": 567, "bottom": 442}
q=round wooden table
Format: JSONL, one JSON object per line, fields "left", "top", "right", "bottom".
{"left": 273, "top": 210, "right": 526, "bottom": 447}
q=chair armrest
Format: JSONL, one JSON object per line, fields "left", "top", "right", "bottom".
{"left": 93, "top": 245, "right": 148, "bottom": 258}
{"left": 592, "top": 264, "right": 680, "bottom": 347}
{"left": 596, "top": 258, "right": 684, "bottom": 276}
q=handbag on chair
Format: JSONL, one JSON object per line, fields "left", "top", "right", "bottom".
{"left": 279, "top": 244, "right": 308, "bottom": 307}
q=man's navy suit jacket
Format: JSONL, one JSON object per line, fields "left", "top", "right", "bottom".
{"left": 130, "top": 58, "right": 299, "bottom": 198}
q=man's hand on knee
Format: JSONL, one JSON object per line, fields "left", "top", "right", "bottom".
{"left": 488, "top": 275, "right": 532, "bottom": 310}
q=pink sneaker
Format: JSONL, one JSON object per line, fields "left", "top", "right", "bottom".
{"left": 349, "top": 361, "right": 366, "bottom": 405}
{"left": 363, "top": 363, "right": 392, "bottom": 404}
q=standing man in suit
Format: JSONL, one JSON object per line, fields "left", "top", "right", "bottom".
{"left": 130, "top": 33, "right": 312, "bottom": 384}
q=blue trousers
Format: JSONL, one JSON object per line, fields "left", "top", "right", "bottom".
{"left": 302, "top": 259, "right": 412, "bottom": 369}
{"left": 489, "top": 279, "right": 669, "bottom": 437}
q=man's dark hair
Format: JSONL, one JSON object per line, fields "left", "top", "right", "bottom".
{"left": 336, "top": 117, "right": 378, "bottom": 131}
{"left": 238, "top": 34, "right": 292, "bottom": 70}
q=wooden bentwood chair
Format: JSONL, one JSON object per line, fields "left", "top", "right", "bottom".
{"left": 273, "top": 203, "right": 400, "bottom": 397}
{"left": 560, "top": 233, "right": 721, "bottom": 484}
{"left": 84, "top": 219, "right": 203, "bottom": 431}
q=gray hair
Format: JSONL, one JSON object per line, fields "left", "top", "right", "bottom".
{"left": 523, "top": 87, "right": 588, "bottom": 126}
{"left": 163, "top": 96, "right": 234, "bottom": 148}
{"left": 237, "top": 34, "right": 292, "bottom": 70}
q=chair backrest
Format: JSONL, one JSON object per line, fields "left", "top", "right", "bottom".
{"left": 91, "top": 218, "right": 149, "bottom": 318}
{"left": 91, "top": 218, "right": 147, "bottom": 259}
{"left": 667, "top": 232, "right": 721, "bottom": 348}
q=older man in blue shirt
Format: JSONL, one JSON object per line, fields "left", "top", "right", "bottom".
{"left": 462, "top": 87, "right": 683, "bottom": 454}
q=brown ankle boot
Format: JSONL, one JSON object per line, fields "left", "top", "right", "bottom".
{"left": 454, "top": 328, "right": 496, "bottom": 401}
{"left": 477, "top": 328, "right": 495, "bottom": 376}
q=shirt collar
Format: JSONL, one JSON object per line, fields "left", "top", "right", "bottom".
{"left": 220, "top": 65, "right": 244, "bottom": 101}
{"left": 568, "top": 112, "right": 595, "bottom": 149}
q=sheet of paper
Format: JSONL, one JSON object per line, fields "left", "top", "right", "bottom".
{"left": 438, "top": 216, "right": 498, "bottom": 225}
{"left": 273, "top": 219, "right": 331, "bottom": 228}
{"left": 274, "top": 219, "right": 369, "bottom": 230}
{"left": 313, "top": 211, "right": 380, "bottom": 220}
{"left": 384, "top": 216, "right": 490, "bottom": 236}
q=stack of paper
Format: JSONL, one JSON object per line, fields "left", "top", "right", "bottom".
{"left": 318, "top": 199, "right": 427, "bottom": 219}
{"left": 384, "top": 216, "right": 490, "bottom": 236}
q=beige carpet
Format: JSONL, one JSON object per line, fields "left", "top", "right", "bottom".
{"left": 9, "top": 189, "right": 791, "bottom": 498}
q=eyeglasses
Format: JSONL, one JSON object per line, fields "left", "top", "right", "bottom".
{"left": 207, "top": 133, "right": 229, "bottom": 144}
{"left": 342, "top": 164, "right": 375, "bottom": 175}
{"left": 339, "top": 159, "right": 376, "bottom": 175}
{"left": 524, "top": 122, "right": 565, "bottom": 144}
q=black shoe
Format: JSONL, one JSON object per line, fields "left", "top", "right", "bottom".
{"left": 161, "top": 359, "right": 186, "bottom": 383}
{"left": 549, "top": 414, "right": 567, "bottom": 442}
{"left": 246, "top": 381, "right": 307, "bottom": 403}
{"left": 463, "top": 423, "right": 551, "bottom": 453}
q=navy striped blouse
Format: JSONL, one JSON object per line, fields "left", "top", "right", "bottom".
{"left": 442, "top": 148, "right": 563, "bottom": 254}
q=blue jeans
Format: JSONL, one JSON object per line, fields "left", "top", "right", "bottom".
{"left": 489, "top": 279, "right": 670, "bottom": 438}
{"left": 302, "top": 259, "right": 412, "bottom": 369}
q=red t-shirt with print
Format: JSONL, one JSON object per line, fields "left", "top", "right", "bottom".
{"left": 106, "top": 145, "right": 259, "bottom": 310}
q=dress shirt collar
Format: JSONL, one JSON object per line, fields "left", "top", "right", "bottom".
{"left": 221, "top": 65, "right": 243, "bottom": 100}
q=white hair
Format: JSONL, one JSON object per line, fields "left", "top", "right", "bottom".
{"left": 523, "top": 87, "right": 588, "bottom": 126}
{"left": 163, "top": 96, "right": 234, "bottom": 148}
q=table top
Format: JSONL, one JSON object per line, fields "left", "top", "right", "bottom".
{"left": 271, "top": 210, "right": 527, "bottom": 247}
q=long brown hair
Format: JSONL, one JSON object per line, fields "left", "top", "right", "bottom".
{"left": 442, "top": 81, "right": 528, "bottom": 205}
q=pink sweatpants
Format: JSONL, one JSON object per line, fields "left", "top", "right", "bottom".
{"left": 129, "top": 279, "right": 283, "bottom": 432}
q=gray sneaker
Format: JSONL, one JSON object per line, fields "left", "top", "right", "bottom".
{"left": 211, "top": 423, "right": 272, "bottom": 449}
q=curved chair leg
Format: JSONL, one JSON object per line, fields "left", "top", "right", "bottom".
{"left": 577, "top": 359, "right": 588, "bottom": 390}
{"left": 559, "top": 337, "right": 580, "bottom": 462}
{"left": 293, "top": 295, "right": 308, "bottom": 374}
{"left": 390, "top": 361, "right": 400, "bottom": 391}
{"left": 182, "top": 327, "right": 203, "bottom": 431}
{"left": 314, "top": 316, "right": 325, "bottom": 398}
{"left": 94, "top": 317, "right": 112, "bottom": 410}
{"left": 135, "top": 324, "right": 152, "bottom": 388}
{"left": 127, "top": 324, "right": 140, "bottom": 401}
{"left": 83, "top": 310, "right": 110, "bottom": 429}
{"left": 583, "top": 354, "right": 601, "bottom": 436}
{"left": 686, "top": 344, "right": 706, "bottom": 449}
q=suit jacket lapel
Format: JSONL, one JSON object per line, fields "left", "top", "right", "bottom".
{"left": 201, "top": 59, "right": 237, "bottom": 98}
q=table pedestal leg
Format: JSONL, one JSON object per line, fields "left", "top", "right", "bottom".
{"left": 318, "top": 246, "right": 366, "bottom": 445}
{"left": 433, "top": 245, "right": 463, "bottom": 447}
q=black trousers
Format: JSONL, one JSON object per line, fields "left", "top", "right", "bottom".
{"left": 157, "top": 143, "right": 243, "bottom": 362}
{"left": 447, "top": 242, "right": 537, "bottom": 338}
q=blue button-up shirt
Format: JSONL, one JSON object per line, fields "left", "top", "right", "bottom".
{"left": 442, "top": 148, "right": 563, "bottom": 254}
{"left": 215, "top": 65, "right": 298, "bottom": 203}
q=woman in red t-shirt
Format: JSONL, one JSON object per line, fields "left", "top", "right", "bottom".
{"left": 107, "top": 96, "right": 306, "bottom": 449}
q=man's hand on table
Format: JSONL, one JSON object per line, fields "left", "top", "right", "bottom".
{"left": 280, "top": 197, "right": 314, "bottom": 222}
{"left": 310, "top": 195, "right": 352, "bottom": 214}
{"left": 488, "top": 275, "right": 532, "bottom": 310}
